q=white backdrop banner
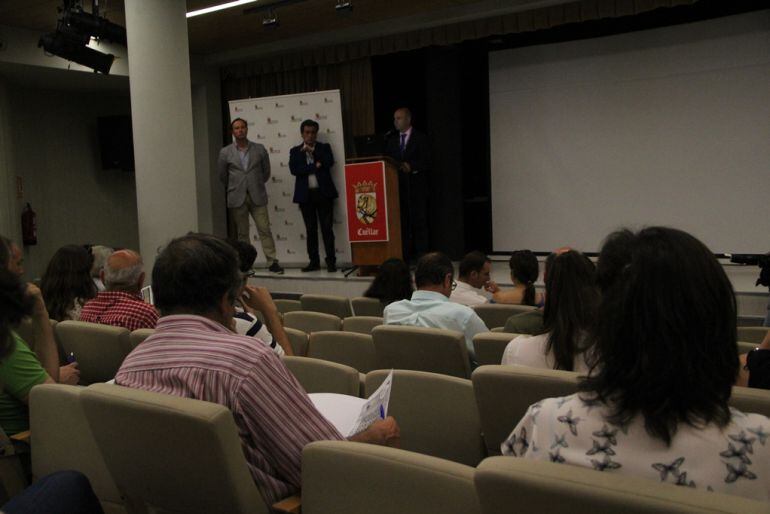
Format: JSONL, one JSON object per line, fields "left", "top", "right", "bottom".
{"left": 228, "top": 90, "right": 350, "bottom": 265}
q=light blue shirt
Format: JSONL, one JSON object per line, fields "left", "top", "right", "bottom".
{"left": 383, "top": 290, "right": 488, "bottom": 360}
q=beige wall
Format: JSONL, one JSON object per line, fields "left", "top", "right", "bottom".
{"left": 2, "top": 85, "right": 138, "bottom": 280}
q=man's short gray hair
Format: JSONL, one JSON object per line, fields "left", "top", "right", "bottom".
{"left": 104, "top": 254, "right": 143, "bottom": 290}
{"left": 90, "top": 245, "right": 114, "bottom": 278}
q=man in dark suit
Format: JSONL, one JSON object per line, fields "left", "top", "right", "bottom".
{"left": 384, "top": 107, "right": 431, "bottom": 262}
{"left": 289, "top": 119, "right": 338, "bottom": 272}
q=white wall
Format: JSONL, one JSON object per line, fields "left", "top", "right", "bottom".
{"left": 5, "top": 86, "right": 138, "bottom": 279}
{"left": 489, "top": 10, "right": 770, "bottom": 254}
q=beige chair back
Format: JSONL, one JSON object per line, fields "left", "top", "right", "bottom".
{"left": 14, "top": 318, "right": 58, "bottom": 355}
{"left": 273, "top": 298, "right": 302, "bottom": 314}
{"left": 473, "top": 332, "right": 518, "bottom": 366}
{"left": 472, "top": 365, "right": 579, "bottom": 456}
{"left": 472, "top": 304, "right": 536, "bottom": 329}
{"left": 30, "top": 384, "right": 125, "bottom": 514}
{"left": 738, "top": 341, "right": 757, "bottom": 354}
{"left": 282, "top": 356, "right": 360, "bottom": 396}
{"left": 302, "top": 441, "right": 480, "bottom": 514}
{"left": 284, "top": 327, "right": 309, "bottom": 356}
{"left": 81, "top": 383, "right": 267, "bottom": 514}
{"left": 730, "top": 386, "right": 770, "bottom": 419}
{"left": 503, "top": 309, "right": 544, "bottom": 335}
{"left": 366, "top": 370, "right": 484, "bottom": 466}
{"left": 307, "top": 331, "right": 377, "bottom": 373}
{"left": 475, "top": 457, "right": 770, "bottom": 514}
{"left": 342, "top": 316, "right": 383, "bottom": 335}
{"left": 300, "top": 294, "right": 353, "bottom": 319}
{"left": 372, "top": 325, "right": 471, "bottom": 378}
{"left": 283, "top": 311, "right": 342, "bottom": 334}
{"left": 738, "top": 326, "right": 770, "bottom": 344}
{"left": 351, "top": 297, "right": 384, "bottom": 317}
{"left": 55, "top": 321, "right": 132, "bottom": 385}
{"left": 129, "top": 328, "right": 154, "bottom": 350}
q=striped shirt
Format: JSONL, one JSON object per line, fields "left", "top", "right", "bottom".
{"left": 79, "top": 291, "right": 159, "bottom": 331}
{"left": 115, "top": 315, "right": 343, "bottom": 506}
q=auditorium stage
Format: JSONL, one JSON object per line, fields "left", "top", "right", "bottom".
{"left": 246, "top": 259, "right": 769, "bottom": 324}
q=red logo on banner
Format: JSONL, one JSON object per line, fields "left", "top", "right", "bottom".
{"left": 346, "top": 162, "right": 388, "bottom": 243}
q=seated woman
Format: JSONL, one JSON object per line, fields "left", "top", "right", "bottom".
{"left": 40, "top": 245, "right": 97, "bottom": 321}
{"left": 502, "top": 227, "right": 770, "bottom": 500}
{"left": 501, "top": 250, "right": 598, "bottom": 373}
{"left": 493, "top": 250, "right": 543, "bottom": 306}
{"left": 363, "top": 258, "right": 413, "bottom": 307}
{"left": 737, "top": 330, "right": 770, "bottom": 389}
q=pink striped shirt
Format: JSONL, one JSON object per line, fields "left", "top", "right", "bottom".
{"left": 115, "top": 314, "right": 343, "bottom": 506}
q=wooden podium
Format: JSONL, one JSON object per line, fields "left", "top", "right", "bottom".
{"left": 345, "top": 156, "right": 402, "bottom": 269}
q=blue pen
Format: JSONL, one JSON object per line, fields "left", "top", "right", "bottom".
{"left": 379, "top": 405, "right": 385, "bottom": 419}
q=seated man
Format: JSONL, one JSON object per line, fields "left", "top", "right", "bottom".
{"left": 115, "top": 233, "right": 398, "bottom": 507}
{"left": 449, "top": 251, "right": 497, "bottom": 307}
{"left": 384, "top": 252, "right": 489, "bottom": 363}
{"left": 79, "top": 250, "right": 158, "bottom": 331}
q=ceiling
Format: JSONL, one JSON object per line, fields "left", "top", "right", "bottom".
{"left": 0, "top": 0, "right": 495, "bottom": 56}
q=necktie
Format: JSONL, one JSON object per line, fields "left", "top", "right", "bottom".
{"left": 399, "top": 133, "right": 406, "bottom": 155}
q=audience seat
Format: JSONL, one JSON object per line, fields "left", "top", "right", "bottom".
{"left": 282, "top": 356, "right": 360, "bottom": 396}
{"left": 473, "top": 332, "right": 519, "bottom": 366}
{"left": 302, "top": 441, "right": 480, "bottom": 514}
{"left": 284, "top": 327, "right": 309, "bottom": 356}
{"left": 366, "top": 370, "right": 485, "bottom": 466}
{"left": 475, "top": 457, "right": 770, "bottom": 514}
{"left": 730, "top": 386, "right": 770, "bottom": 419}
{"left": 738, "top": 341, "right": 757, "bottom": 354}
{"left": 300, "top": 294, "right": 353, "bottom": 319}
{"left": 128, "top": 328, "right": 154, "bottom": 350}
{"left": 273, "top": 299, "right": 302, "bottom": 315}
{"left": 55, "top": 321, "right": 132, "bottom": 385}
{"left": 81, "top": 383, "right": 270, "bottom": 514}
{"left": 738, "top": 326, "right": 770, "bottom": 344}
{"left": 0, "top": 392, "right": 29, "bottom": 506}
{"left": 30, "top": 384, "right": 125, "bottom": 514}
{"left": 472, "top": 365, "right": 579, "bottom": 456}
{"left": 351, "top": 297, "right": 384, "bottom": 317}
{"left": 283, "top": 311, "right": 342, "bottom": 334}
{"left": 372, "top": 325, "right": 471, "bottom": 379}
{"left": 472, "top": 304, "right": 537, "bottom": 330}
{"left": 342, "top": 316, "right": 383, "bottom": 335}
{"left": 307, "top": 331, "right": 377, "bottom": 373}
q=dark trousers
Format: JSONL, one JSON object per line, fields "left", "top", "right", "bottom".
{"left": 2, "top": 470, "right": 105, "bottom": 514}
{"left": 299, "top": 189, "right": 336, "bottom": 265}
{"left": 399, "top": 172, "right": 429, "bottom": 261}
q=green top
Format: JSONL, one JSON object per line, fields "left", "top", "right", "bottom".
{"left": 0, "top": 332, "right": 48, "bottom": 435}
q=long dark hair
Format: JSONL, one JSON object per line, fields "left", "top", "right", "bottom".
{"left": 0, "top": 268, "right": 34, "bottom": 361}
{"left": 579, "top": 227, "right": 737, "bottom": 445}
{"left": 543, "top": 250, "right": 598, "bottom": 371}
{"left": 509, "top": 250, "right": 538, "bottom": 306}
{"left": 40, "top": 245, "right": 96, "bottom": 321}
{"left": 364, "top": 258, "right": 413, "bottom": 305}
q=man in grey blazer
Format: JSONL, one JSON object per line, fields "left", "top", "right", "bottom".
{"left": 218, "top": 118, "right": 283, "bottom": 274}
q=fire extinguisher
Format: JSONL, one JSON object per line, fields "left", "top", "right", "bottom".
{"left": 21, "top": 203, "right": 37, "bottom": 246}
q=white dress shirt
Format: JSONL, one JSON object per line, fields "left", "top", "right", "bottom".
{"left": 450, "top": 280, "right": 491, "bottom": 307}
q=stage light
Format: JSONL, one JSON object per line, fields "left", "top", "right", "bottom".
{"left": 38, "top": 1, "right": 126, "bottom": 75}
{"left": 187, "top": 0, "right": 259, "bottom": 18}
{"left": 335, "top": 1, "right": 352, "bottom": 12}
{"left": 39, "top": 29, "right": 115, "bottom": 74}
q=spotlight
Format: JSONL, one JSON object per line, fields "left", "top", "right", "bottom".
{"left": 335, "top": 1, "right": 353, "bottom": 12}
{"left": 38, "top": 0, "right": 126, "bottom": 75}
{"left": 262, "top": 8, "right": 279, "bottom": 28}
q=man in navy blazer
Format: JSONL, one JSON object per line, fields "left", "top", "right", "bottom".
{"left": 385, "top": 107, "right": 431, "bottom": 262}
{"left": 289, "top": 119, "right": 339, "bottom": 272}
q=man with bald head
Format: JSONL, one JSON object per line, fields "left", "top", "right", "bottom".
{"left": 79, "top": 249, "right": 159, "bottom": 330}
{"left": 384, "top": 107, "right": 431, "bottom": 261}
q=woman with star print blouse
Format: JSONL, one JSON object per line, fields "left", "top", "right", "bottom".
{"left": 502, "top": 227, "right": 770, "bottom": 500}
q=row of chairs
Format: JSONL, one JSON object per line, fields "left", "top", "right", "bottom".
{"left": 279, "top": 293, "right": 542, "bottom": 329}
{"left": 28, "top": 365, "right": 770, "bottom": 513}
